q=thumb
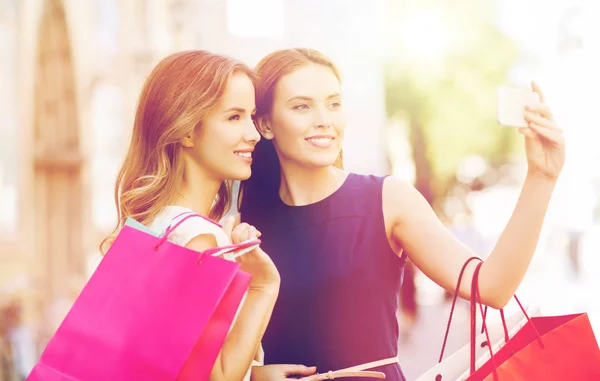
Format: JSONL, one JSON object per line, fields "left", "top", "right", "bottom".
{"left": 531, "top": 81, "right": 545, "bottom": 103}
{"left": 283, "top": 365, "right": 317, "bottom": 377}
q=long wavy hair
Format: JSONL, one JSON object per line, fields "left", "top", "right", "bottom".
{"left": 239, "top": 48, "right": 343, "bottom": 213}
{"left": 101, "top": 50, "right": 254, "bottom": 253}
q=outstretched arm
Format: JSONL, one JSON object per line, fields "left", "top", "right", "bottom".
{"left": 383, "top": 83, "right": 564, "bottom": 309}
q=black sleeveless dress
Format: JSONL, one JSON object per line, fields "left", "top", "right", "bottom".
{"left": 243, "top": 173, "right": 408, "bottom": 381}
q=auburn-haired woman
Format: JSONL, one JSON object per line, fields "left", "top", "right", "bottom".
{"left": 241, "top": 48, "right": 564, "bottom": 380}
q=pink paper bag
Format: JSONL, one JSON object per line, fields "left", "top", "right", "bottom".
{"left": 27, "top": 214, "right": 254, "bottom": 381}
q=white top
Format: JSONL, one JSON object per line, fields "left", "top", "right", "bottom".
{"left": 149, "top": 205, "right": 230, "bottom": 247}
{"left": 149, "top": 205, "right": 263, "bottom": 380}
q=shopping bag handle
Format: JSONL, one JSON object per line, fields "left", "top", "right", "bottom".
{"left": 480, "top": 305, "right": 509, "bottom": 343}
{"left": 165, "top": 211, "right": 222, "bottom": 235}
{"left": 438, "top": 256, "right": 482, "bottom": 363}
{"left": 155, "top": 212, "right": 220, "bottom": 250}
{"left": 470, "top": 262, "right": 499, "bottom": 379}
{"left": 438, "top": 257, "right": 543, "bottom": 366}
{"left": 436, "top": 257, "right": 517, "bottom": 380}
{"left": 198, "top": 240, "right": 261, "bottom": 261}
{"left": 154, "top": 212, "right": 261, "bottom": 260}
{"left": 469, "top": 261, "right": 545, "bottom": 378}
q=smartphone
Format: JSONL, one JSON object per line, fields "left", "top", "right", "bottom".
{"left": 496, "top": 86, "right": 540, "bottom": 127}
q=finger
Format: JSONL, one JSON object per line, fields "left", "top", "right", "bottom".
{"left": 524, "top": 103, "right": 553, "bottom": 120}
{"left": 246, "top": 224, "right": 261, "bottom": 238}
{"left": 243, "top": 226, "right": 257, "bottom": 241}
{"left": 231, "top": 222, "right": 251, "bottom": 244}
{"left": 524, "top": 112, "right": 558, "bottom": 129}
{"left": 528, "top": 123, "right": 564, "bottom": 144}
{"left": 221, "top": 215, "right": 235, "bottom": 238}
{"left": 297, "top": 374, "right": 327, "bottom": 381}
{"left": 531, "top": 81, "right": 545, "bottom": 103}
{"left": 232, "top": 223, "right": 251, "bottom": 234}
{"left": 518, "top": 127, "right": 536, "bottom": 139}
{"left": 283, "top": 365, "right": 317, "bottom": 377}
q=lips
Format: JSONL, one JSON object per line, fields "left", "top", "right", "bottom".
{"left": 234, "top": 151, "right": 252, "bottom": 158}
{"left": 305, "top": 135, "right": 335, "bottom": 148}
{"left": 306, "top": 137, "right": 334, "bottom": 143}
{"left": 234, "top": 148, "right": 254, "bottom": 162}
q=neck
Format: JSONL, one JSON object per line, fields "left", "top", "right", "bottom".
{"left": 279, "top": 161, "right": 347, "bottom": 206}
{"left": 172, "top": 159, "right": 222, "bottom": 216}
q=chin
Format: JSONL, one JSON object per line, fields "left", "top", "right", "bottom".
{"left": 228, "top": 168, "right": 252, "bottom": 181}
{"left": 306, "top": 156, "right": 338, "bottom": 168}
{"left": 310, "top": 150, "right": 340, "bottom": 167}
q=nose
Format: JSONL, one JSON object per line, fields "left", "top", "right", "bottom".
{"left": 314, "top": 107, "right": 332, "bottom": 129}
{"left": 243, "top": 118, "right": 261, "bottom": 144}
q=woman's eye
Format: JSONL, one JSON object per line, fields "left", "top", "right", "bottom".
{"left": 229, "top": 114, "right": 241, "bottom": 121}
{"left": 329, "top": 102, "right": 341, "bottom": 109}
{"left": 293, "top": 104, "right": 309, "bottom": 110}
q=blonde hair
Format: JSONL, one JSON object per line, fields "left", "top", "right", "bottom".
{"left": 101, "top": 50, "right": 254, "bottom": 253}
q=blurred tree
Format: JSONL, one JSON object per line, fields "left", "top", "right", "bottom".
{"left": 384, "top": 0, "right": 520, "bottom": 209}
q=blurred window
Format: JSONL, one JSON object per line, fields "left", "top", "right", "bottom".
{"left": 227, "top": 0, "right": 284, "bottom": 38}
{"left": 0, "top": 1, "right": 19, "bottom": 238}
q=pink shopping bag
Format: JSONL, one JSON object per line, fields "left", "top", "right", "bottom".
{"left": 27, "top": 213, "right": 258, "bottom": 381}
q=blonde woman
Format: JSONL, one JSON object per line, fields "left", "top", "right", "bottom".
{"left": 102, "top": 51, "right": 280, "bottom": 381}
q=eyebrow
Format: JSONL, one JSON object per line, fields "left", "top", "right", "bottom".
{"left": 223, "top": 107, "right": 256, "bottom": 114}
{"left": 286, "top": 93, "right": 341, "bottom": 103}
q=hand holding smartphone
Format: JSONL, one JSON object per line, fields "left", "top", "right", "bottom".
{"left": 496, "top": 86, "right": 540, "bottom": 127}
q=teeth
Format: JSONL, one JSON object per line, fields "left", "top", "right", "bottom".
{"left": 235, "top": 152, "right": 251, "bottom": 158}
{"left": 308, "top": 138, "right": 333, "bottom": 143}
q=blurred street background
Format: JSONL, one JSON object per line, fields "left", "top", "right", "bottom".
{"left": 1, "top": 0, "right": 599, "bottom": 379}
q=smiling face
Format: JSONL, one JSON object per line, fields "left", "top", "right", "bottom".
{"left": 257, "top": 63, "right": 346, "bottom": 169}
{"left": 182, "top": 71, "right": 260, "bottom": 182}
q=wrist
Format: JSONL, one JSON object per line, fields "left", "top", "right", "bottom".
{"left": 248, "top": 283, "right": 280, "bottom": 297}
{"left": 525, "top": 168, "right": 559, "bottom": 185}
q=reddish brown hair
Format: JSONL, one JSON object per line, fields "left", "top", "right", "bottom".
{"left": 102, "top": 50, "right": 254, "bottom": 253}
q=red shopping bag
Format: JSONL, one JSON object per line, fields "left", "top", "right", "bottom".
{"left": 417, "top": 258, "right": 538, "bottom": 381}
{"left": 464, "top": 260, "right": 600, "bottom": 381}
{"left": 27, "top": 213, "right": 258, "bottom": 381}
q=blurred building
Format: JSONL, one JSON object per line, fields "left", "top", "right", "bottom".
{"left": 0, "top": 0, "right": 391, "bottom": 351}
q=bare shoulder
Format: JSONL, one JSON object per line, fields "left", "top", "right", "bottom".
{"left": 382, "top": 175, "right": 416, "bottom": 196}
{"left": 382, "top": 176, "right": 435, "bottom": 232}
{"left": 185, "top": 233, "right": 218, "bottom": 252}
{"left": 382, "top": 176, "right": 444, "bottom": 258}
{"left": 382, "top": 176, "right": 423, "bottom": 217}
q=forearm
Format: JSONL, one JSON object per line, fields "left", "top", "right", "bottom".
{"left": 212, "top": 287, "right": 278, "bottom": 381}
{"left": 480, "top": 171, "right": 557, "bottom": 308}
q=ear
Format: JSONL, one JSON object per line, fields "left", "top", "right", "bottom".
{"left": 181, "top": 132, "right": 195, "bottom": 148}
{"left": 255, "top": 116, "right": 274, "bottom": 140}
